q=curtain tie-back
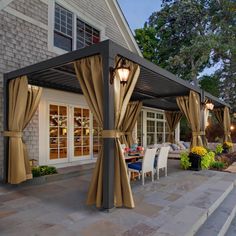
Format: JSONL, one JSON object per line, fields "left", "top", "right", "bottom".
{"left": 102, "top": 130, "right": 126, "bottom": 138}
{"left": 3, "top": 131, "right": 23, "bottom": 138}
{"left": 192, "top": 131, "right": 205, "bottom": 136}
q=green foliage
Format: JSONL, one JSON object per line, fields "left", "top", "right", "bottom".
{"left": 134, "top": 0, "right": 236, "bottom": 108}
{"left": 215, "top": 144, "right": 223, "bottom": 155}
{"left": 199, "top": 75, "right": 220, "bottom": 97}
{"left": 211, "top": 161, "right": 225, "bottom": 170}
{"left": 180, "top": 152, "right": 191, "bottom": 170}
{"left": 201, "top": 151, "right": 215, "bottom": 169}
{"left": 32, "top": 166, "right": 57, "bottom": 178}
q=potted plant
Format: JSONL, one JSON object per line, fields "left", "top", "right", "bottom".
{"left": 222, "top": 142, "right": 233, "bottom": 153}
{"left": 188, "top": 146, "right": 207, "bottom": 171}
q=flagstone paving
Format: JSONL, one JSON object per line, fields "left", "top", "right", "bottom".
{"left": 0, "top": 160, "right": 236, "bottom": 236}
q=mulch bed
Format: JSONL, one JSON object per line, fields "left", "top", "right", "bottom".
{"left": 214, "top": 151, "right": 236, "bottom": 171}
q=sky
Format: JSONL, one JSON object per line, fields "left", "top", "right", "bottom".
{"left": 117, "top": 0, "right": 162, "bottom": 32}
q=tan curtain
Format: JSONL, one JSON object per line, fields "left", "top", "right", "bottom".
{"left": 202, "top": 107, "right": 209, "bottom": 147}
{"left": 6, "top": 76, "right": 42, "bottom": 184}
{"left": 164, "top": 111, "right": 182, "bottom": 143}
{"left": 120, "top": 101, "right": 142, "bottom": 147}
{"left": 114, "top": 57, "right": 140, "bottom": 208}
{"left": 74, "top": 55, "right": 104, "bottom": 208}
{"left": 213, "top": 107, "right": 232, "bottom": 142}
{"left": 74, "top": 55, "right": 140, "bottom": 208}
{"left": 223, "top": 107, "right": 232, "bottom": 142}
{"left": 213, "top": 108, "right": 224, "bottom": 129}
{"left": 176, "top": 91, "right": 203, "bottom": 147}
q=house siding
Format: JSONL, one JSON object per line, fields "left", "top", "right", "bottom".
{"left": 0, "top": 0, "right": 132, "bottom": 180}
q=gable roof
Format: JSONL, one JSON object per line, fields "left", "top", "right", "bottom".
{"left": 105, "top": 0, "right": 142, "bottom": 57}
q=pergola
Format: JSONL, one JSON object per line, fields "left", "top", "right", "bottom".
{"left": 3, "top": 40, "right": 230, "bottom": 210}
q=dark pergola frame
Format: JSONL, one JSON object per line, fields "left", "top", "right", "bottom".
{"left": 3, "top": 40, "right": 229, "bottom": 210}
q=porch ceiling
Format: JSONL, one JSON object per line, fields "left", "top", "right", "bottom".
{"left": 4, "top": 40, "right": 229, "bottom": 111}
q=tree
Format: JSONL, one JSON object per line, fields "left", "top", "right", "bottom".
{"left": 134, "top": 0, "right": 236, "bottom": 108}
{"left": 135, "top": 0, "right": 215, "bottom": 85}
{"left": 199, "top": 75, "right": 220, "bottom": 97}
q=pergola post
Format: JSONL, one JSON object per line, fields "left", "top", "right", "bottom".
{"left": 200, "top": 90, "right": 207, "bottom": 146}
{"left": 3, "top": 75, "right": 9, "bottom": 183}
{"left": 101, "top": 43, "right": 116, "bottom": 210}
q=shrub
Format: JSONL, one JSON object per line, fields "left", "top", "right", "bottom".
{"left": 32, "top": 166, "right": 57, "bottom": 178}
{"left": 211, "top": 161, "right": 225, "bottom": 170}
{"left": 201, "top": 151, "right": 215, "bottom": 169}
{"left": 215, "top": 144, "right": 223, "bottom": 155}
{"left": 180, "top": 152, "right": 191, "bottom": 170}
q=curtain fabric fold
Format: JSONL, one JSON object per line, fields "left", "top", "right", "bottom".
{"left": 223, "top": 107, "right": 232, "bottom": 142}
{"left": 7, "top": 76, "right": 42, "bottom": 184}
{"left": 202, "top": 107, "right": 209, "bottom": 147}
{"left": 114, "top": 58, "right": 140, "bottom": 208}
{"left": 213, "top": 107, "right": 232, "bottom": 142}
{"left": 74, "top": 55, "right": 140, "bottom": 208}
{"left": 164, "top": 111, "right": 182, "bottom": 143}
{"left": 74, "top": 55, "right": 104, "bottom": 208}
{"left": 176, "top": 91, "right": 203, "bottom": 147}
{"left": 120, "top": 101, "right": 142, "bottom": 147}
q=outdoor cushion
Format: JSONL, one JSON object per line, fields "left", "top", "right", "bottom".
{"left": 128, "top": 161, "right": 142, "bottom": 171}
{"left": 177, "top": 141, "right": 186, "bottom": 150}
{"left": 171, "top": 143, "right": 180, "bottom": 151}
{"left": 183, "top": 142, "right": 190, "bottom": 149}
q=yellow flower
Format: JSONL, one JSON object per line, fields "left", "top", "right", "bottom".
{"left": 190, "top": 146, "right": 207, "bottom": 157}
{"left": 223, "top": 142, "right": 233, "bottom": 149}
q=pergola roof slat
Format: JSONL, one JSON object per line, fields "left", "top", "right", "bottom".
{"left": 4, "top": 40, "right": 229, "bottom": 110}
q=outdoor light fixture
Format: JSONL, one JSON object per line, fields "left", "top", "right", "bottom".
{"left": 205, "top": 101, "right": 214, "bottom": 110}
{"left": 110, "top": 57, "right": 130, "bottom": 85}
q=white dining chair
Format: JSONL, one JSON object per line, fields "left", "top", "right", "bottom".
{"left": 155, "top": 146, "right": 170, "bottom": 180}
{"left": 127, "top": 148, "right": 157, "bottom": 185}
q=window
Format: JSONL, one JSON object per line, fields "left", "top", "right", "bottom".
{"left": 142, "top": 110, "right": 167, "bottom": 146}
{"left": 77, "top": 19, "right": 100, "bottom": 49}
{"left": 53, "top": 3, "right": 100, "bottom": 51}
{"left": 137, "top": 111, "right": 143, "bottom": 146}
{"left": 54, "top": 4, "right": 73, "bottom": 51}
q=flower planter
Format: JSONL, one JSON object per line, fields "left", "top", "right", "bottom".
{"left": 222, "top": 148, "right": 229, "bottom": 154}
{"left": 188, "top": 153, "right": 201, "bottom": 171}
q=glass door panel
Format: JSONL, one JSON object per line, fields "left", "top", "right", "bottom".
{"left": 156, "top": 121, "right": 164, "bottom": 143}
{"left": 93, "top": 117, "right": 102, "bottom": 155}
{"left": 146, "top": 120, "right": 155, "bottom": 145}
{"left": 74, "top": 107, "right": 90, "bottom": 157}
{"left": 49, "top": 104, "right": 68, "bottom": 160}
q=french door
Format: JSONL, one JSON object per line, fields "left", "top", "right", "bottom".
{"left": 48, "top": 103, "right": 101, "bottom": 163}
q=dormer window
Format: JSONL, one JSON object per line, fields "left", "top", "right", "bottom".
{"left": 53, "top": 3, "right": 100, "bottom": 52}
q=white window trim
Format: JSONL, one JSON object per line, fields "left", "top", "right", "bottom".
{"left": 48, "top": 0, "right": 107, "bottom": 55}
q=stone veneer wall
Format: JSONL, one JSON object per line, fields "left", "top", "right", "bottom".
{"left": 0, "top": 0, "right": 130, "bottom": 180}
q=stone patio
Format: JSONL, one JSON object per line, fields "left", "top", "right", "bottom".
{"left": 1, "top": 160, "right": 236, "bottom": 236}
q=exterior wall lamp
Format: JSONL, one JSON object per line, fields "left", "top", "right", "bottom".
{"left": 110, "top": 57, "right": 130, "bottom": 85}
{"left": 205, "top": 101, "right": 214, "bottom": 110}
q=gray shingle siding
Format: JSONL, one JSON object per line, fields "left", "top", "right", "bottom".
{"left": 0, "top": 0, "right": 132, "bottom": 180}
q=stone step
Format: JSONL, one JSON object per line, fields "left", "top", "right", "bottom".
{"left": 195, "top": 187, "right": 236, "bottom": 236}
{"left": 225, "top": 213, "right": 236, "bottom": 235}
{"left": 154, "top": 176, "right": 235, "bottom": 236}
